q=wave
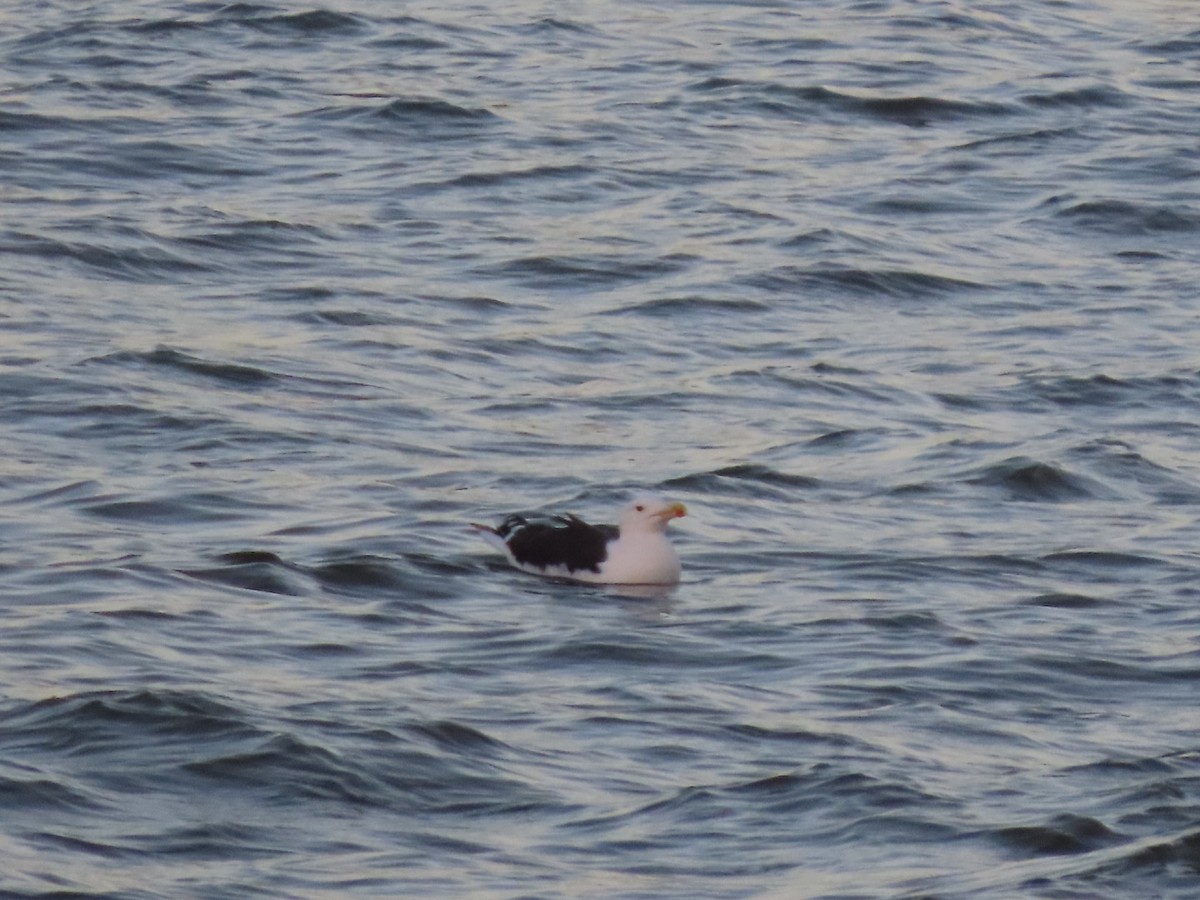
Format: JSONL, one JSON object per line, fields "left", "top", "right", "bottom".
{"left": 964, "top": 456, "right": 1112, "bottom": 502}
{"left": 480, "top": 253, "right": 692, "bottom": 290}
{"left": 1049, "top": 199, "right": 1200, "bottom": 235}
{"left": 1020, "top": 84, "right": 1132, "bottom": 110}
{"left": 2, "top": 231, "right": 214, "bottom": 283}
{"left": 183, "top": 549, "right": 472, "bottom": 604}
{"left": 743, "top": 264, "right": 985, "bottom": 299}
{"left": 0, "top": 688, "right": 546, "bottom": 821}
{"left": 664, "top": 463, "right": 820, "bottom": 498}
{"left": 689, "top": 78, "right": 1013, "bottom": 127}
{"left": 88, "top": 347, "right": 279, "bottom": 388}
{"left": 607, "top": 295, "right": 771, "bottom": 318}
{"left": 309, "top": 95, "right": 499, "bottom": 140}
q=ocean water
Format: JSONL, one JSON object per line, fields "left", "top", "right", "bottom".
{"left": 3, "top": 0, "right": 1200, "bottom": 896}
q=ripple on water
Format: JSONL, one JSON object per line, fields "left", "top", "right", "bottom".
{"left": 964, "top": 456, "right": 1114, "bottom": 502}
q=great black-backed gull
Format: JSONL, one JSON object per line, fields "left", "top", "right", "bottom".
{"left": 471, "top": 496, "right": 687, "bottom": 584}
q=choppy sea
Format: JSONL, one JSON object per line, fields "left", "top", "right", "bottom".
{"left": 3, "top": 1, "right": 1200, "bottom": 897}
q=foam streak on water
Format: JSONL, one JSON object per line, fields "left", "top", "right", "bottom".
{"left": 3, "top": 1, "right": 1200, "bottom": 897}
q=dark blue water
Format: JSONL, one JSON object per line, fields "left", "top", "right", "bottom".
{"left": 4, "top": 1, "right": 1200, "bottom": 896}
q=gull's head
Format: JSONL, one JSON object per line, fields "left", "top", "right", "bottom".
{"left": 620, "top": 495, "right": 688, "bottom": 534}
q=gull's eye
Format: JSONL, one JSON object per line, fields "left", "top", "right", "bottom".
{"left": 635, "top": 504, "right": 644, "bottom": 512}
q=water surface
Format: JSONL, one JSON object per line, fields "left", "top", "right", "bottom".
{"left": 3, "top": 1, "right": 1200, "bottom": 897}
